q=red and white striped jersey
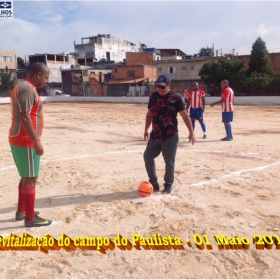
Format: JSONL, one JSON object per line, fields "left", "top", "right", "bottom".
{"left": 184, "top": 90, "right": 190, "bottom": 100}
{"left": 221, "top": 87, "right": 234, "bottom": 112}
{"left": 189, "top": 89, "right": 205, "bottom": 109}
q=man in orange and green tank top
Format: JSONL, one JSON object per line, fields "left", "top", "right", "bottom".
{"left": 9, "top": 62, "right": 52, "bottom": 227}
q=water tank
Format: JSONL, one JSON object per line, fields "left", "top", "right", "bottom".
{"left": 104, "top": 73, "right": 112, "bottom": 80}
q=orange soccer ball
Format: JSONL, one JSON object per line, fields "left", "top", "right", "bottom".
{"left": 138, "top": 181, "right": 153, "bottom": 197}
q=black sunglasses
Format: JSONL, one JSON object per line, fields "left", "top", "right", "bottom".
{"left": 157, "top": 85, "right": 166, "bottom": 89}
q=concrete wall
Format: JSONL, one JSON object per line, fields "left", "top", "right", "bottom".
{"left": 1, "top": 96, "right": 280, "bottom": 105}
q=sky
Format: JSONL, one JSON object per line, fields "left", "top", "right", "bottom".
{"left": 1, "top": 1, "right": 280, "bottom": 60}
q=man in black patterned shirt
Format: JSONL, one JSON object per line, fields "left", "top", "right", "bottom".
{"left": 143, "top": 74, "right": 196, "bottom": 194}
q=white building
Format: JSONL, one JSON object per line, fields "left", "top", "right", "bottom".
{"left": 74, "top": 34, "right": 136, "bottom": 66}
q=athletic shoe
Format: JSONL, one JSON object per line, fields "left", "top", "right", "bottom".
{"left": 152, "top": 182, "right": 160, "bottom": 192}
{"left": 162, "top": 185, "right": 172, "bottom": 194}
{"left": 221, "top": 137, "right": 232, "bottom": 141}
{"left": 25, "top": 215, "right": 52, "bottom": 227}
{"left": 15, "top": 210, "right": 39, "bottom": 221}
{"left": 203, "top": 135, "right": 207, "bottom": 139}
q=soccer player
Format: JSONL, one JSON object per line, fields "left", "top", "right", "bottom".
{"left": 184, "top": 89, "right": 190, "bottom": 109}
{"left": 143, "top": 74, "right": 195, "bottom": 194}
{"left": 186, "top": 82, "right": 207, "bottom": 139}
{"left": 210, "top": 79, "right": 234, "bottom": 141}
{"left": 9, "top": 62, "right": 52, "bottom": 227}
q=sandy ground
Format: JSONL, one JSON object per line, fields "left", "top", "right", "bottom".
{"left": 0, "top": 102, "right": 280, "bottom": 279}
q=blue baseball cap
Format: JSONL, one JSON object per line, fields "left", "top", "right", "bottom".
{"left": 156, "top": 74, "right": 171, "bottom": 86}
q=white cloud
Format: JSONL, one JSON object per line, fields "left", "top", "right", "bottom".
{"left": 48, "top": 15, "right": 63, "bottom": 24}
{"left": 257, "top": 22, "right": 280, "bottom": 37}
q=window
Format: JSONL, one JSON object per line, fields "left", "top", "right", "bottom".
{"left": 158, "top": 67, "right": 162, "bottom": 72}
{"left": 181, "top": 66, "right": 187, "bottom": 71}
{"left": 166, "top": 67, "right": 176, "bottom": 74}
{"left": 127, "top": 70, "right": 135, "bottom": 78}
{"left": 114, "top": 68, "right": 117, "bottom": 73}
{"left": 0, "top": 56, "right": 11, "bottom": 62}
{"left": 191, "top": 66, "right": 195, "bottom": 70}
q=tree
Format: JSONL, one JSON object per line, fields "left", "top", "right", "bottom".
{"left": 247, "top": 37, "right": 271, "bottom": 76}
{"left": 199, "top": 55, "right": 245, "bottom": 95}
{"left": 247, "top": 71, "right": 272, "bottom": 95}
{"left": 0, "top": 66, "right": 16, "bottom": 97}
{"left": 17, "top": 57, "right": 26, "bottom": 69}
{"left": 267, "top": 72, "right": 280, "bottom": 95}
{"left": 198, "top": 47, "right": 213, "bottom": 57}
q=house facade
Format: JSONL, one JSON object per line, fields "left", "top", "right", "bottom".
{"left": 105, "top": 52, "right": 158, "bottom": 97}
{"left": 153, "top": 56, "right": 219, "bottom": 94}
{"left": 61, "top": 66, "right": 112, "bottom": 96}
{"left": 0, "top": 50, "right": 17, "bottom": 78}
{"left": 74, "top": 34, "right": 136, "bottom": 66}
{"left": 28, "top": 53, "right": 76, "bottom": 86}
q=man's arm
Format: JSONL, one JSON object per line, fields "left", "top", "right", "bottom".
{"left": 179, "top": 110, "right": 196, "bottom": 145}
{"left": 20, "top": 113, "right": 44, "bottom": 155}
{"left": 202, "top": 95, "right": 206, "bottom": 113}
{"left": 144, "top": 110, "right": 152, "bottom": 142}
{"left": 210, "top": 98, "right": 225, "bottom": 107}
{"left": 186, "top": 98, "right": 190, "bottom": 112}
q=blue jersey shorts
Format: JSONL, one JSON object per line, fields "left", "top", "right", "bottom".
{"left": 222, "top": 112, "right": 233, "bottom": 123}
{"left": 189, "top": 107, "right": 203, "bottom": 121}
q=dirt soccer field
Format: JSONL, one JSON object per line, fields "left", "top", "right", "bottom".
{"left": 0, "top": 102, "right": 280, "bottom": 279}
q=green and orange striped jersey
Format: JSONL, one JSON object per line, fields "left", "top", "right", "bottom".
{"left": 9, "top": 80, "right": 44, "bottom": 147}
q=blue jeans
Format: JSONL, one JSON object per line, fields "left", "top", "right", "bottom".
{"left": 143, "top": 133, "right": 179, "bottom": 187}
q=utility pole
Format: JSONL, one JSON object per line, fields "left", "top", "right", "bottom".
{"left": 134, "top": 66, "right": 137, "bottom": 96}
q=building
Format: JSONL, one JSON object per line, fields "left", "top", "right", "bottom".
{"left": 0, "top": 50, "right": 17, "bottom": 96}
{"left": 0, "top": 50, "right": 17, "bottom": 79}
{"left": 153, "top": 56, "right": 219, "bottom": 94}
{"left": 74, "top": 34, "right": 136, "bottom": 66}
{"left": 105, "top": 52, "right": 157, "bottom": 97}
{"left": 61, "top": 65, "right": 113, "bottom": 96}
{"left": 156, "top": 48, "right": 187, "bottom": 61}
{"left": 28, "top": 53, "right": 76, "bottom": 87}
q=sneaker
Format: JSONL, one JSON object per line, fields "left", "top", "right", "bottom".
{"left": 15, "top": 210, "right": 39, "bottom": 221}
{"left": 203, "top": 135, "right": 207, "bottom": 139}
{"left": 151, "top": 182, "right": 160, "bottom": 192}
{"left": 162, "top": 185, "right": 172, "bottom": 194}
{"left": 221, "top": 137, "right": 232, "bottom": 141}
{"left": 25, "top": 215, "right": 52, "bottom": 228}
